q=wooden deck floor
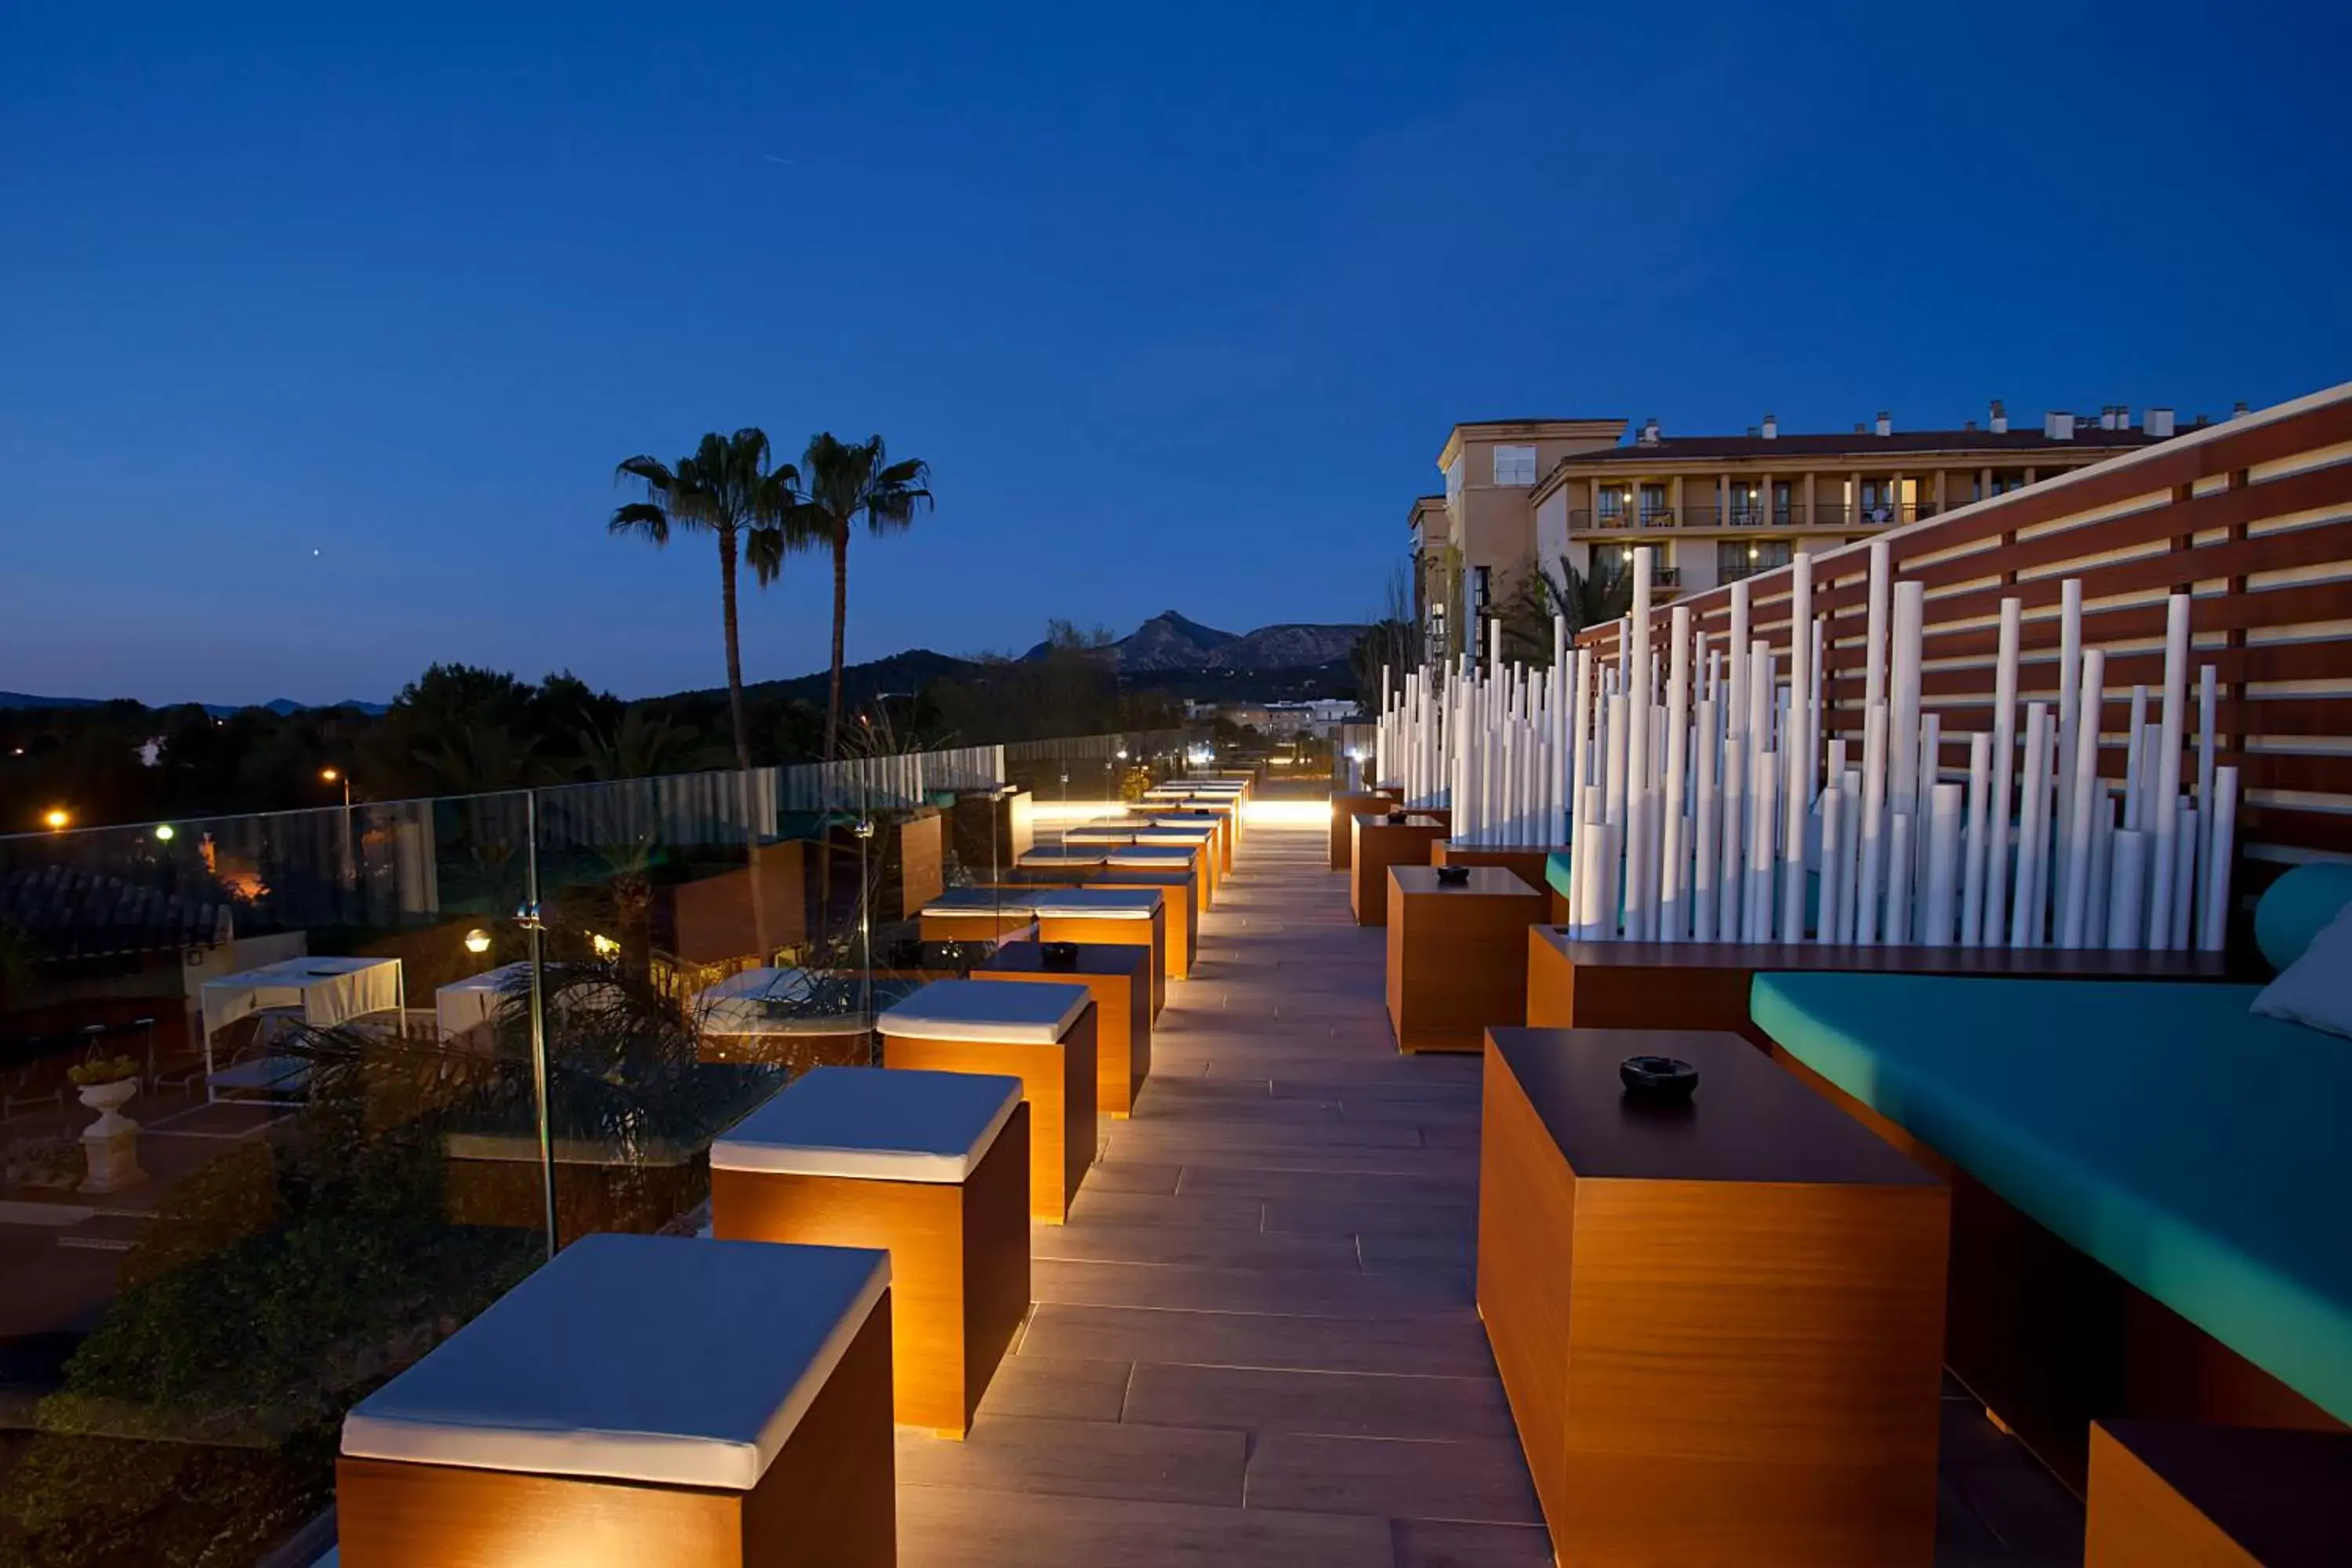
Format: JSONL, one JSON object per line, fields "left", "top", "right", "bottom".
{"left": 893, "top": 817, "right": 2086, "bottom": 1567}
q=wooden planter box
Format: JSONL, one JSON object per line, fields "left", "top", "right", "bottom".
{"left": 1526, "top": 928, "right": 2240, "bottom": 1036}
{"left": 1385, "top": 866, "right": 1544, "bottom": 1053}
{"left": 1348, "top": 814, "right": 1449, "bottom": 926}
{"left": 1479, "top": 1028, "right": 1948, "bottom": 1566}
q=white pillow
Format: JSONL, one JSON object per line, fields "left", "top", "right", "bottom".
{"left": 2251, "top": 900, "right": 2352, "bottom": 1040}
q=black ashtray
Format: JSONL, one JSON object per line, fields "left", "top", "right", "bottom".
{"left": 1434, "top": 864, "right": 1472, "bottom": 887}
{"left": 1385, "top": 810, "right": 1409, "bottom": 825}
{"left": 1619, "top": 1055, "right": 1699, "bottom": 1101}
{"left": 1041, "top": 942, "right": 1081, "bottom": 969}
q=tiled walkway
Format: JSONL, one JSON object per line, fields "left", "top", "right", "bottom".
{"left": 894, "top": 817, "right": 2084, "bottom": 1566}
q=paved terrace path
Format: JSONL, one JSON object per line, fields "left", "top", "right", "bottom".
{"left": 893, "top": 815, "right": 2085, "bottom": 1566}
{"left": 896, "top": 818, "right": 1546, "bottom": 1567}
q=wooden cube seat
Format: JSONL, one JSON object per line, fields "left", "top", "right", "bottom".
{"left": 877, "top": 979, "right": 1097, "bottom": 1223}
{"left": 978, "top": 941, "right": 1153, "bottom": 1116}
{"left": 1146, "top": 812, "right": 1232, "bottom": 873}
{"left": 1109, "top": 840, "right": 1211, "bottom": 910}
{"left": 1062, "top": 822, "right": 1140, "bottom": 845}
{"left": 336, "top": 1232, "right": 895, "bottom": 1567}
{"left": 919, "top": 888, "right": 1040, "bottom": 945}
{"left": 1095, "top": 858, "right": 1200, "bottom": 975}
{"left": 1030, "top": 887, "right": 1169, "bottom": 1014}
{"left": 713, "top": 1068, "right": 1029, "bottom": 1437}
{"left": 1127, "top": 826, "right": 1218, "bottom": 902}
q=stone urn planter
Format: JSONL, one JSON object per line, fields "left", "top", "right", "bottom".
{"left": 77, "top": 1076, "right": 147, "bottom": 1194}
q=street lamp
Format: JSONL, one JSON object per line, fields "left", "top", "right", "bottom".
{"left": 321, "top": 768, "right": 355, "bottom": 888}
{"left": 463, "top": 928, "right": 493, "bottom": 955}
{"left": 42, "top": 807, "right": 69, "bottom": 831}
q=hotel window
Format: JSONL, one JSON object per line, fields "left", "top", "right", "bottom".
{"left": 1729, "top": 482, "right": 1762, "bottom": 524}
{"left": 1639, "top": 483, "right": 1668, "bottom": 523}
{"left": 1719, "top": 539, "right": 1792, "bottom": 580}
{"left": 1473, "top": 565, "right": 1492, "bottom": 608}
{"left": 1445, "top": 456, "right": 1465, "bottom": 503}
{"left": 1773, "top": 480, "right": 1795, "bottom": 524}
{"left": 1493, "top": 445, "right": 1537, "bottom": 487}
{"left": 1592, "top": 544, "right": 1632, "bottom": 586}
{"left": 1596, "top": 485, "right": 1627, "bottom": 522}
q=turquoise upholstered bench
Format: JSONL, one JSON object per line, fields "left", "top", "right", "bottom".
{"left": 1544, "top": 850, "right": 1575, "bottom": 906}
{"left": 1752, "top": 862, "right": 2352, "bottom": 1443}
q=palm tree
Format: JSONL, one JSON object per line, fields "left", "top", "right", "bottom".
{"left": 612, "top": 430, "right": 798, "bottom": 955}
{"left": 610, "top": 430, "right": 797, "bottom": 782}
{"left": 785, "top": 434, "right": 934, "bottom": 760}
{"left": 1539, "top": 555, "right": 1635, "bottom": 639}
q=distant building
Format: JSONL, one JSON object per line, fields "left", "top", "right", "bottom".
{"left": 1187, "top": 698, "right": 1359, "bottom": 738}
{"left": 1414, "top": 401, "right": 2197, "bottom": 659}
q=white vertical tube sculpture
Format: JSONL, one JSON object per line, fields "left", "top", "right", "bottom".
{"left": 1624, "top": 553, "right": 1654, "bottom": 941}
{"left": 1962, "top": 731, "right": 1991, "bottom": 946}
{"left": 1817, "top": 785, "right": 1844, "bottom": 947}
{"left": 2195, "top": 663, "right": 2217, "bottom": 933}
{"left": 1748, "top": 761, "right": 1778, "bottom": 942}
{"left": 2147, "top": 594, "right": 2190, "bottom": 949}
{"left": 2054, "top": 579, "right": 2083, "bottom": 891}
{"left": 1925, "top": 782, "right": 1962, "bottom": 946}
{"left": 2201, "top": 767, "right": 2238, "bottom": 953}
{"left": 1982, "top": 598, "right": 2022, "bottom": 946}
{"left": 1721, "top": 582, "right": 1750, "bottom": 940}
{"left": 1661, "top": 606, "right": 1693, "bottom": 940}
{"left": 2009, "top": 702, "right": 2049, "bottom": 949}
{"left": 1837, "top": 768, "right": 1863, "bottom": 943}
{"left": 2107, "top": 830, "right": 2147, "bottom": 951}
{"left": 1747, "top": 643, "right": 1773, "bottom": 938}
{"left": 2060, "top": 648, "right": 2106, "bottom": 948}
{"left": 1857, "top": 703, "right": 1889, "bottom": 944}
{"left": 1886, "top": 813, "right": 1914, "bottom": 946}
{"left": 2124, "top": 685, "right": 2149, "bottom": 829}
{"left": 1780, "top": 556, "right": 1813, "bottom": 942}
{"left": 1693, "top": 695, "right": 1719, "bottom": 942}
{"left": 2172, "top": 803, "right": 2199, "bottom": 951}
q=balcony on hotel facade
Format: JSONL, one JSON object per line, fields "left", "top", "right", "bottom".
{"left": 1570, "top": 499, "right": 1961, "bottom": 533}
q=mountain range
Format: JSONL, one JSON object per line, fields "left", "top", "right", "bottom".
{"left": 1022, "top": 612, "right": 1368, "bottom": 673}
{"left": 0, "top": 613, "right": 1369, "bottom": 714}
{"left": 0, "top": 692, "right": 388, "bottom": 717}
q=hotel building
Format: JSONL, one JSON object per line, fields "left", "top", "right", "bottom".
{"left": 1413, "top": 401, "right": 2216, "bottom": 657}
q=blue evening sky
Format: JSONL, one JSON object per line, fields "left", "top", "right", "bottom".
{"left": 4, "top": 2, "right": 2347, "bottom": 706}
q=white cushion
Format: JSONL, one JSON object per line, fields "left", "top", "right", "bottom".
{"left": 2252, "top": 901, "right": 2352, "bottom": 1040}
{"left": 1021, "top": 846, "right": 1110, "bottom": 865}
{"left": 1129, "top": 826, "right": 1213, "bottom": 844}
{"left": 877, "top": 978, "right": 1091, "bottom": 1043}
{"left": 1105, "top": 846, "right": 1196, "bottom": 867}
{"left": 922, "top": 889, "right": 1040, "bottom": 917}
{"left": 1031, "top": 887, "right": 1163, "bottom": 921}
{"left": 712, "top": 1067, "right": 1022, "bottom": 1182}
{"left": 340, "top": 1234, "right": 887, "bottom": 1490}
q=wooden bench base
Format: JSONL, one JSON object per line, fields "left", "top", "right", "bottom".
{"left": 884, "top": 1009, "right": 1098, "bottom": 1224}
{"left": 713, "top": 1109, "right": 1029, "bottom": 1436}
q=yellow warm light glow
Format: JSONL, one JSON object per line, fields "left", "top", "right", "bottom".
{"left": 1242, "top": 800, "right": 1330, "bottom": 827}
{"left": 319, "top": 767, "right": 340, "bottom": 782}
{"left": 463, "top": 927, "right": 494, "bottom": 955}
{"left": 42, "top": 808, "right": 70, "bottom": 831}
{"left": 590, "top": 933, "right": 622, "bottom": 960}
{"left": 154, "top": 824, "right": 176, "bottom": 841}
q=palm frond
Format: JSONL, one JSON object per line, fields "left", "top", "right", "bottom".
{"left": 608, "top": 501, "right": 671, "bottom": 541}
